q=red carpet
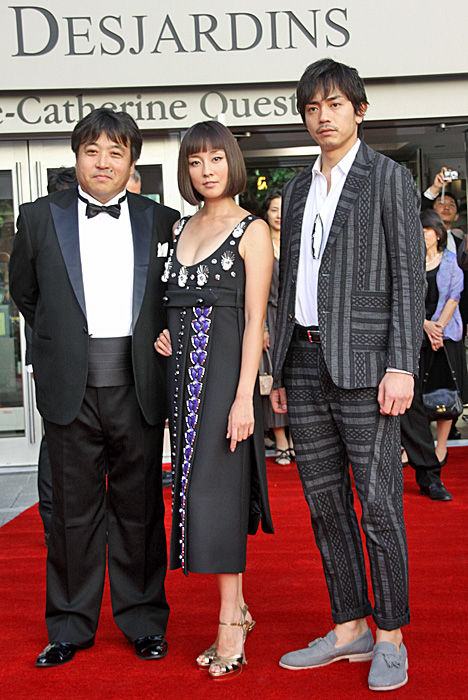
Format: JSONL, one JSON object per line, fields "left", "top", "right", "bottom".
{"left": 1, "top": 452, "right": 467, "bottom": 699}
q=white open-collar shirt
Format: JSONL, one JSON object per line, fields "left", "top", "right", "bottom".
{"left": 295, "top": 138, "right": 361, "bottom": 327}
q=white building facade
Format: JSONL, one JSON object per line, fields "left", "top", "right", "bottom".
{"left": 1, "top": 0, "right": 468, "bottom": 465}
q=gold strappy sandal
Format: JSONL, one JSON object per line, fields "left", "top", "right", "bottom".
{"left": 197, "top": 605, "right": 255, "bottom": 670}
{"left": 244, "top": 604, "right": 256, "bottom": 639}
{"left": 208, "top": 605, "right": 249, "bottom": 681}
{"left": 196, "top": 644, "right": 217, "bottom": 670}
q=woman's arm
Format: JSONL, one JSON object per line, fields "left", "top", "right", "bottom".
{"left": 425, "top": 298, "right": 458, "bottom": 351}
{"left": 423, "top": 318, "right": 443, "bottom": 351}
{"left": 227, "top": 219, "right": 273, "bottom": 451}
{"left": 436, "top": 298, "right": 459, "bottom": 330}
{"left": 432, "top": 254, "right": 464, "bottom": 342}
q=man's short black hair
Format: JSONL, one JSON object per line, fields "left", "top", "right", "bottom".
{"left": 297, "top": 58, "right": 369, "bottom": 138}
{"left": 47, "top": 166, "right": 77, "bottom": 193}
{"left": 433, "top": 191, "right": 460, "bottom": 213}
{"left": 71, "top": 108, "right": 142, "bottom": 163}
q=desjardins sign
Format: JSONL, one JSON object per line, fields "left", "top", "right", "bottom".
{"left": 10, "top": 7, "right": 350, "bottom": 57}
{"left": 2, "top": 3, "right": 354, "bottom": 89}
{"left": 3, "top": 1, "right": 468, "bottom": 92}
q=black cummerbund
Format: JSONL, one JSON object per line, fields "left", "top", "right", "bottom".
{"left": 87, "top": 336, "right": 134, "bottom": 387}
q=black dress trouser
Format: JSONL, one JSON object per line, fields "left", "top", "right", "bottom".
{"left": 400, "top": 378, "right": 442, "bottom": 489}
{"left": 37, "top": 436, "right": 53, "bottom": 537}
{"left": 44, "top": 384, "right": 169, "bottom": 646}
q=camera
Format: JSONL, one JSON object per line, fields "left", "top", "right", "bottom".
{"left": 444, "top": 170, "right": 459, "bottom": 181}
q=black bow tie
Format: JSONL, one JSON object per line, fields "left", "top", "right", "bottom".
{"left": 78, "top": 192, "right": 127, "bottom": 219}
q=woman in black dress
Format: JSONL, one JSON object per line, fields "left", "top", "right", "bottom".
{"left": 419, "top": 209, "right": 468, "bottom": 463}
{"left": 155, "top": 121, "right": 274, "bottom": 680}
{"left": 260, "top": 190, "right": 293, "bottom": 464}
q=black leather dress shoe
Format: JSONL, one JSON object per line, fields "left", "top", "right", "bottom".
{"left": 162, "top": 470, "right": 172, "bottom": 488}
{"left": 35, "top": 642, "right": 78, "bottom": 667}
{"left": 420, "top": 482, "right": 453, "bottom": 501}
{"left": 134, "top": 635, "right": 168, "bottom": 660}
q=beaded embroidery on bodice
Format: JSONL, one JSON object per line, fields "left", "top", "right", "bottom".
{"left": 162, "top": 214, "right": 255, "bottom": 289}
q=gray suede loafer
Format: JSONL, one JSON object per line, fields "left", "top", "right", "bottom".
{"left": 279, "top": 629, "right": 374, "bottom": 670}
{"left": 368, "top": 641, "right": 408, "bottom": 691}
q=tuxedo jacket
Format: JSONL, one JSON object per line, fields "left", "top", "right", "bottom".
{"left": 10, "top": 188, "right": 179, "bottom": 425}
{"left": 273, "top": 141, "right": 426, "bottom": 389}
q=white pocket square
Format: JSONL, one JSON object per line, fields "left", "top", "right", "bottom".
{"left": 157, "top": 242, "right": 169, "bottom": 257}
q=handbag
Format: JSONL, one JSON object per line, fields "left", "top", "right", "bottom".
{"left": 421, "top": 345, "right": 464, "bottom": 421}
{"left": 259, "top": 349, "right": 274, "bottom": 396}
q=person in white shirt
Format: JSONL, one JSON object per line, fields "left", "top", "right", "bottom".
{"left": 271, "top": 59, "right": 425, "bottom": 692}
{"left": 423, "top": 168, "right": 465, "bottom": 245}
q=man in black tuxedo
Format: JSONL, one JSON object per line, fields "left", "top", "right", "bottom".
{"left": 10, "top": 109, "right": 179, "bottom": 667}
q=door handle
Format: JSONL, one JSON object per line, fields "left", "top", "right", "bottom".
{"left": 27, "top": 371, "right": 36, "bottom": 444}
{"left": 15, "top": 161, "right": 23, "bottom": 205}
{"left": 35, "top": 161, "right": 43, "bottom": 198}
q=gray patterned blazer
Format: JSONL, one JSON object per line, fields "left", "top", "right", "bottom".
{"left": 273, "top": 141, "right": 426, "bottom": 390}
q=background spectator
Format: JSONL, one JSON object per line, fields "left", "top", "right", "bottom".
{"left": 418, "top": 209, "right": 468, "bottom": 465}
{"left": 260, "top": 190, "right": 294, "bottom": 464}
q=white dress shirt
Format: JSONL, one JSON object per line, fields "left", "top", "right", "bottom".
{"left": 78, "top": 186, "right": 134, "bottom": 338}
{"left": 295, "top": 139, "right": 361, "bottom": 326}
{"left": 422, "top": 188, "right": 459, "bottom": 252}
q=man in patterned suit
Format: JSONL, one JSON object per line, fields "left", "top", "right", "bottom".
{"left": 271, "top": 59, "right": 425, "bottom": 692}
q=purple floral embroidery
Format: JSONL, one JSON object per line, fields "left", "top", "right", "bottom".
{"left": 178, "top": 305, "right": 212, "bottom": 568}
{"left": 190, "top": 348, "right": 207, "bottom": 365}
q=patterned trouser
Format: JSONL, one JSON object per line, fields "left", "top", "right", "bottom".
{"left": 284, "top": 339, "right": 410, "bottom": 630}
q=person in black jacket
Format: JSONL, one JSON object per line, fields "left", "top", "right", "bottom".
{"left": 10, "top": 109, "right": 179, "bottom": 667}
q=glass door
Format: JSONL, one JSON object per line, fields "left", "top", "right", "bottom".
{"left": 0, "top": 141, "right": 42, "bottom": 466}
{"left": 28, "top": 139, "right": 75, "bottom": 200}
{"left": 0, "top": 133, "right": 184, "bottom": 467}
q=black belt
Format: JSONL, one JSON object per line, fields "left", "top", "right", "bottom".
{"left": 163, "top": 287, "right": 244, "bottom": 309}
{"left": 87, "top": 336, "right": 134, "bottom": 387}
{"left": 293, "top": 324, "right": 321, "bottom": 344}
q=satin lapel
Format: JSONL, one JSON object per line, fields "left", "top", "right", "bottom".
{"left": 325, "top": 142, "right": 374, "bottom": 252}
{"left": 129, "top": 198, "right": 153, "bottom": 329}
{"left": 50, "top": 194, "right": 86, "bottom": 318}
{"left": 289, "top": 164, "right": 314, "bottom": 284}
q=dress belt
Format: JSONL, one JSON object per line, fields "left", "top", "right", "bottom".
{"left": 87, "top": 336, "right": 134, "bottom": 387}
{"left": 163, "top": 287, "right": 244, "bottom": 308}
{"left": 293, "top": 324, "right": 321, "bottom": 344}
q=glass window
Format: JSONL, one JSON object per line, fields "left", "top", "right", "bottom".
{"left": 0, "top": 170, "right": 25, "bottom": 436}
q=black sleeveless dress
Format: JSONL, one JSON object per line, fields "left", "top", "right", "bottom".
{"left": 162, "top": 215, "right": 274, "bottom": 575}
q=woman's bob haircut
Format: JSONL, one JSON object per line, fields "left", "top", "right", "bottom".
{"left": 178, "top": 121, "right": 247, "bottom": 206}
{"left": 420, "top": 209, "right": 448, "bottom": 251}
